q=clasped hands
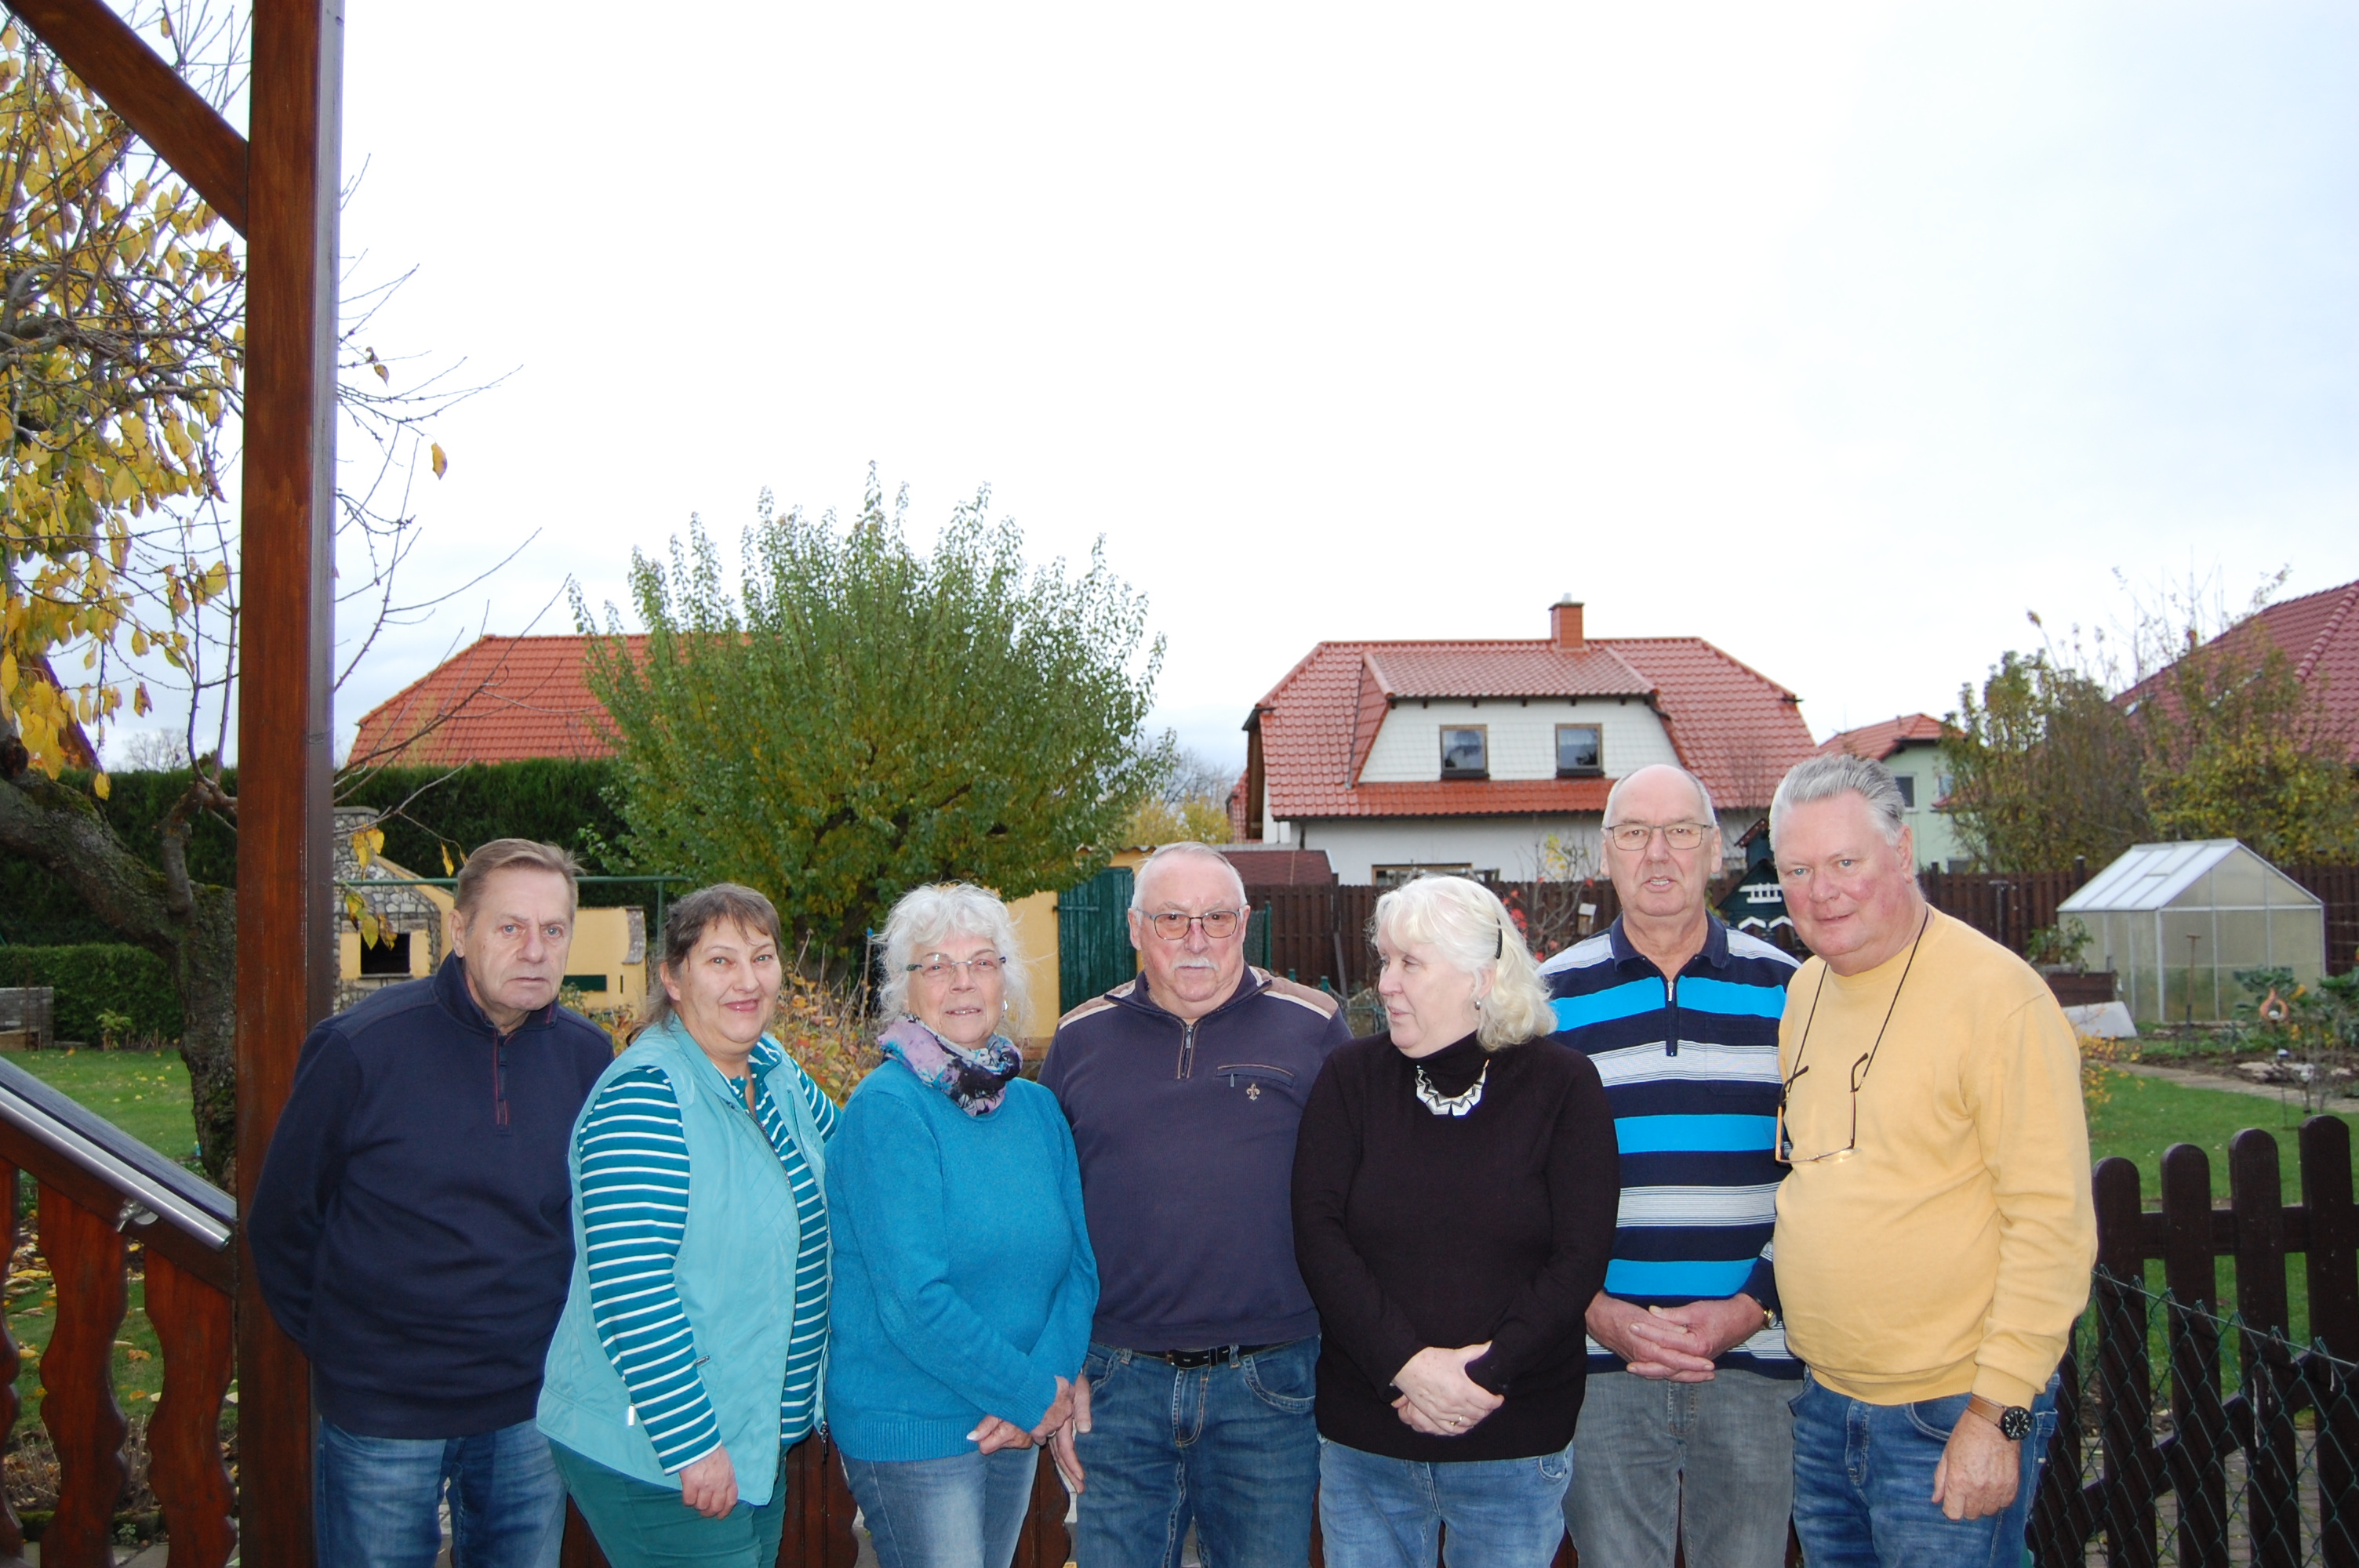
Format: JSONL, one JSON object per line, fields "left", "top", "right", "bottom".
{"left": 1584, "top": 1290, "right": 1765, "bottom": 1382}
{"left": 969, "top": 1373, "right": 1092, "bottom": 1492}
{"left": 1390, "top": 1343, "right": 1503, "bottom": 1436}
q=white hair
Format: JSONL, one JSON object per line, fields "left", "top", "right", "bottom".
{"left": 1602, "top": 764, "right": 1718, "bottom": 831}
{"left": 1129, "top": 841, "right": 1248, "bottom": 913}
{"left": 1770, "top": 753, "right": 1909, "bottom": 849}
{"left": 1369, "top": 876, "right": 1558, "bottom": 1050}
{"left": 875, "top": 883, "right": 1030, "bottom": 1031}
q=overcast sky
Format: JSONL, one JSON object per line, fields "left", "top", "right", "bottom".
{"left": 144, "top": 2, "right": 2359, "bottom": 775}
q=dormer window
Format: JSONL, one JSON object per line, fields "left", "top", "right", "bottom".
{"left": 1555, "top": 724, "right": 1602, "bottom": 777}
{"left": 1440, "top": 726, "right": 1488, "bottom": 779}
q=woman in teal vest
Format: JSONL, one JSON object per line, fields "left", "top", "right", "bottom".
{"left": 824, "top": 884, "right": 1098, "bottom": 1568}
{"left": 540, "top": 883, "right": 840, "bottom": 1567}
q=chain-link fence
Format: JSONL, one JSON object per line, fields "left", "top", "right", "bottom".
{"left": 2032, "top": 1267, "right": 2359, "bottom": 1567}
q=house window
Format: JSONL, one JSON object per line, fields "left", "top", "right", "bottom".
{"left": 359, "top": 931, "right": 411, "bottom": 977}
{"left": 1373, "top": 864, "right": 1474, "bottom": 889}
{"left": 1892, "top": 774, "right": 1916, "bottom": 808}
{"left": 1440, "top": 727, "right": 1488, "bottom": 779}
{"left": 563, "top": 973, "right": 611, "bottom": 993}
{"left": 1555, "top": 724, "right": 1602, "bottom": 777}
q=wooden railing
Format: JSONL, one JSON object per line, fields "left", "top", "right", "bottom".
{"left": 0, "top": 1054, "right": 235, "bottom": 1568}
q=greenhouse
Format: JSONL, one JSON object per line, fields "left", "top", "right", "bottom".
{"left": 2056, "top": 840, "right": 2326, "bottom": 1025}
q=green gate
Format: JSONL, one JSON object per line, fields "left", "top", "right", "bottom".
{"left": 1059, "top": 866, "right": 1136, "bottom": 1013}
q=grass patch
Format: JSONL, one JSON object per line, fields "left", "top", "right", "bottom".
{"left": 0, "top": 1047, "right": 199, "bottom": 1166}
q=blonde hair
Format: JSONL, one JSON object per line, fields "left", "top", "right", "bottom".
{"left": 875, "top": 883, "right": 1030, "bottom": 1034}
{"left": 1370, "top": 876, "right": 1556, "bottom": 1050}
{"left": 454, "top": 838, "right": 580, "bottom": 914}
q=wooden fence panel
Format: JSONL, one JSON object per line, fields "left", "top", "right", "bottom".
{"left": 2288, "top": 863, "right": 2359, "bottom": 975}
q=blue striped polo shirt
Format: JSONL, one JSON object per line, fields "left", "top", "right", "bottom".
{"left": 1541, "top": 914, "right": 1801, "bottom": 1378}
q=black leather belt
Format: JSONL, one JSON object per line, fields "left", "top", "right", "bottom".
{"left": 1133, "top": 1343, "right": 1283, "bottom": 1369}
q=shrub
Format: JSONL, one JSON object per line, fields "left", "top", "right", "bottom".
{"left": 0, "top": 946, "right": 180, "bottom": 1046}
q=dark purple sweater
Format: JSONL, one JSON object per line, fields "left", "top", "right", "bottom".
{"left": 1292, "top": 1031, "right": 1619, "bottom": 1461}
{"left": 1041, "top": 968, "right": 1350, "bottom": 1351}
{"left": 248, "top": 956, "right": 613, "bottom": 1437}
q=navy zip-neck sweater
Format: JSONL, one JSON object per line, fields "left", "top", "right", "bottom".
{"left": 248, "top": 956, "right": 613, "bottom": 1438}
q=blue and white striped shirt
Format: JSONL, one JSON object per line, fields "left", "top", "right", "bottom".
{"left": 576, "top": 1040, "right": 838, "bottom": 1471}
{"left": 1542, "top": 915, "right": 1801, "bottom": 1377}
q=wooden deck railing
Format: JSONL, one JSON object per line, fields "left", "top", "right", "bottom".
{"left": 0, "top": 1055, "right": 235, "bottom": 1568}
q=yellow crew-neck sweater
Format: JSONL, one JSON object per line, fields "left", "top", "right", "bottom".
{"left": 1772, "top": 909, "right": 2095, "bottom": 1408}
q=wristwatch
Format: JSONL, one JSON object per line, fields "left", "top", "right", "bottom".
{"left": 1967, "top": 1394, "right": 2032, "bottom": 1441}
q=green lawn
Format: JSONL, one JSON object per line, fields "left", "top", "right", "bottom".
{"left": 0, "top": 1047, "right": 193, "bottom": 1439}
{"left": 1, "top": 1047, "right": 201, "bottom": 1165}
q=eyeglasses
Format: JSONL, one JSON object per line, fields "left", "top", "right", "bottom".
{"left": 1143, "top": 909, "right": 1245, "bottom": 941}
{"left": 1773, "top": 1051, "right": 1872, "bottom": 1165}
{"left": 1606, "top": 822, "right": 1710, "bottom": 852}
{"left": 907, "top": 953, "right": 1008, "bottom": 981}
{"left": 1772, "top": 907, "right": 1931, "bottom": 1165}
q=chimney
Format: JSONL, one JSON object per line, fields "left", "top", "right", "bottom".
{"left": 1550, "top": 597, "right": 1586, "bottom": 652}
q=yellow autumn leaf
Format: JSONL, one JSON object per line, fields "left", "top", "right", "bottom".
{"left": 92, "top": 770, "right": 110, "bottom": 800}
{"left": 430, "top": 442, "right": 447, "bottom": 479}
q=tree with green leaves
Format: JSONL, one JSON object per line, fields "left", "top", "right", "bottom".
{"left": 2134, "top": 629, "right": 2359, "bottom": 863}
{"left": 578, "top": 474, "right": 1169, "bottom": 962}
{"left": 1943, "top": 648, "right": 2151, "bottom": 873}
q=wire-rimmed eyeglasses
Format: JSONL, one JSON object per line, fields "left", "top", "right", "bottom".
{"left": 907, "top": 953, "right": 1008, "bottom": 981}
{"left": 1773, "top": 1051, "right": 1873, "bottom": 1165}
{"left": 1143, "top": 909, "right": 1246, "bottom": 941}
{"left": 1606, "top": 822, "right": 1710, "bottom": 853}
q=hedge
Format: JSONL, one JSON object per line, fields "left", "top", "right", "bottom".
{"left": 0, "top": 759, "right": 638, "bottom": 949}
{"left": 0, "top": 944, "right": 183, "bottom": 1046}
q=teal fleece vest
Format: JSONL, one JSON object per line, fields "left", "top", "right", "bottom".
{"left": 536, "top": 1020, "right": 828, "bottom": 1504}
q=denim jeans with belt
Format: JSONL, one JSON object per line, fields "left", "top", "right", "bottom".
{"left": 840, "top": 1446, "right": 1040, "bottom": 1568}
{"left": 1789, "top": 1373, "right": 2061, "bottom": 1568}
{"left": 1070, "top": 1337, "right": 1321, "bottom": 1568}
{"left": 1564, "top": 1367, "right": 1795, "bottom": 1568}
{"left": 314, "top": 1415, "right": 567, "bottom": 1568}
{"left": 1315, "top": 1436, "right": 1572, "bottom": 1568}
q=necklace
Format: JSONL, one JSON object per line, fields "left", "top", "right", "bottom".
{"left": 1414, "top": 1061, "right": 1488, "bottom": 1117}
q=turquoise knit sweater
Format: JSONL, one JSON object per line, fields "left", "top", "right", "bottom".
{"left": 823, "top": 1065, "right": 1098, "bottom": 1462}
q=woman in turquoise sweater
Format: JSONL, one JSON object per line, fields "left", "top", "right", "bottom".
{"left": 826, "top": 883, "right": 1099, "bottom": 1568}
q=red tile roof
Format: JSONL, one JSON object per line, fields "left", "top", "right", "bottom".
{"left": 1249, "top": 630, "right": 1812, "bottom": 820}
{"left": 2118, "top": 576, "right": 2359, "bottom": 761}
{"left": 1817, "top": 713, "right": 1948, "bottom": 762}
{"left": 346, "top": 635, "right": 642, "bottom": 767}
{"left": 1219, "top": 846, "right": 1338, "bottom": 887}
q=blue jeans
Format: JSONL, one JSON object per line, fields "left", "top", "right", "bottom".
{"left": 1316, "top": 1437, "right": 1572, "bottom": 1568}
{"left": 1071, "top": 1337, "right": 1321, "bottom": 1568}
{"left": 1789, "top": 1374, "right": 2061, "bottom": 1568}
{"left": 550, "top": 1443, "right": 790, "bottom": 1568}
{"left": 314, "top": 1415, "right": 566, "bottom": 1568}
{"left": 1565, "top": 1367, "right": 1795, "bottom": 1568}
{"left": 841, "top": 1446, "right": 1040, "bottom": 1568}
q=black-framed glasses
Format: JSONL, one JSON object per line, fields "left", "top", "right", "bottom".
{"left": 1773, "top": 1051, "right": 1874, "bottom": 1165}
{"left": 1606, "top": 822, "right": 1710, "bottom": 853}
{"left": 1144, "top": 909, "right": 1245, "bottom": 941}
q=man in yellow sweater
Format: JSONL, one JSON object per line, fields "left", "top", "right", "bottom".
{"left": 1768, "top": 753, "right": 2095, "bottom": 1568}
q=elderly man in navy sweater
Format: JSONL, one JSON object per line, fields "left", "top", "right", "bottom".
{"left": 1542, "top": 765, "right": 1802, "bottom": 1568}
{"left": 1041, "top": 841, "right": 1350, "bottom": 1568}
{"left": 249, "top": 839, "right": 615, "bottom": 1568}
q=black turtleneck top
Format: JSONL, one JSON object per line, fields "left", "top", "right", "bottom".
{"left": 1290, "top": 1029, "right": 1618, "bottom": 1461}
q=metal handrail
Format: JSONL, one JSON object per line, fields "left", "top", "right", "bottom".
{"left": 0, "top": 1056, "right": 233, "bottom": 1249}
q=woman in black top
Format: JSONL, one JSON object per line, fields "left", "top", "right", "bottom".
{"left": 1292, "top": 875, "right": 1618, "bottom": 1568}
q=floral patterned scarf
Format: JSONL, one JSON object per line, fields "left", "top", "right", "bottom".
{"left": 878, "top": 1018, "right": 1023, "bottom": 1116}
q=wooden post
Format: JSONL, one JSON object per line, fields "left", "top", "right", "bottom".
{"left": 236, "top": 0, "right": 343, "bottom": 1561}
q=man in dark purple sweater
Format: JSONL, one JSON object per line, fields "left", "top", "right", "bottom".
{"left": 1041, "top": 842, "right": 1351, "bottom": 1568}
{"left": 249, "top": 840, "right": 615, "bottom": 1568}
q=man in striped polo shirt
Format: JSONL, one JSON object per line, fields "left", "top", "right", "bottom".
{"left": 1540, "top": 764, "right": 1801, "bottom": 1568}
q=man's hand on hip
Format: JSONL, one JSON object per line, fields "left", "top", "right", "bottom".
{"left": 1932, "top": 1406, "right": 2020, "bottom": 1520}
{"left": 1584, "top": 1291, "right": 1717, "bottom": 1381}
